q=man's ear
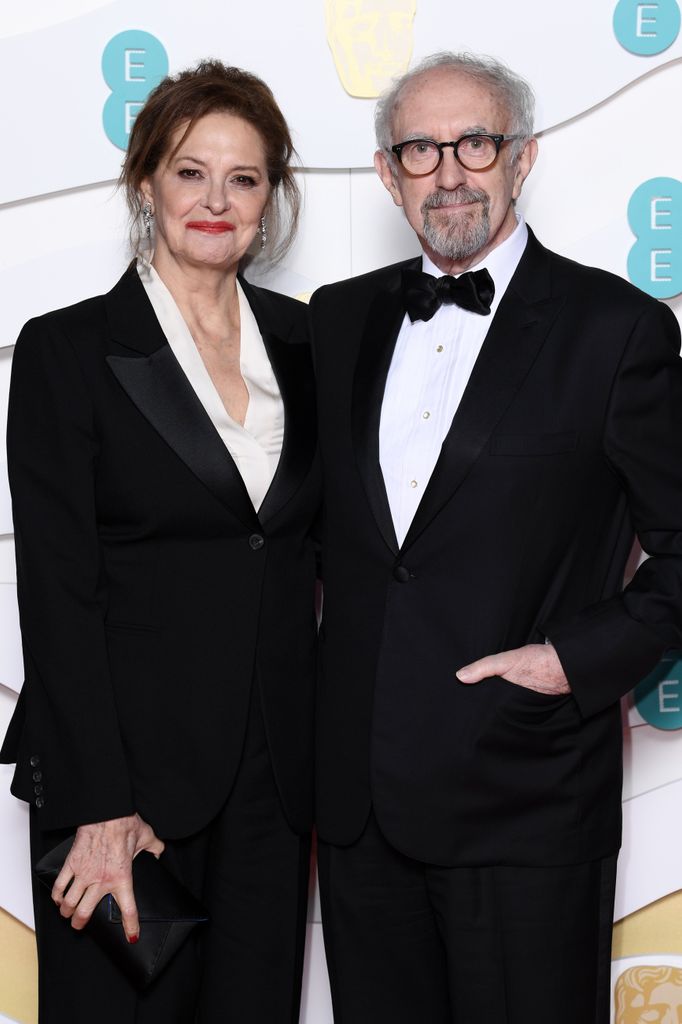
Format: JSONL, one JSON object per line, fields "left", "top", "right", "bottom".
{"left": 512, "top": 137, "right": 538, "bottom": 201}
{"left": 374, "top": 149, "right": 404, "bottom": 209}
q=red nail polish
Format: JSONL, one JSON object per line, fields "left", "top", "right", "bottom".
{"left": 128, "top": 934, "right": 139, "bottom": 944}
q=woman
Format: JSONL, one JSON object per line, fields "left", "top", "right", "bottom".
{"left": 0, "top": 61, "right": 318, "bottom": 1023}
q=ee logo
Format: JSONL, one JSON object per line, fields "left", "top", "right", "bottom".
{"left": 634, "top": 652, "right": 682, "bottom": 730}
{"left": 614, "top": 0, "right": 681, "bottom": 54}
{"left": 627, "top": 177, "right": 682, "bottom": 298}
{"left": 102, "top": 31, "right": 169, "bottom": 150}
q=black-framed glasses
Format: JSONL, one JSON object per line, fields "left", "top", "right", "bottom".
{"left": 391, "top": 133, "right": 524, "bottom": 175}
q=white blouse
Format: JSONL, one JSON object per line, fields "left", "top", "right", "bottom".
{"left": 137, "top": 259, "right": 284, "bottom": 511}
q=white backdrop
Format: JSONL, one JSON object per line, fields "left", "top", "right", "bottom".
{"left": 1, "top": 3, "right": 682, "bottom": 1022}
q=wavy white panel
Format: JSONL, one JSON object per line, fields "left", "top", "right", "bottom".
{"left": 349, "top": 167, "right": 418, "bottom": 278}
{"left": 0, "top": 181, "right": 128, "bottom": 350}
{"left": 2, "top": 0, "right": 114, "bottom": 39}
{"left": 0, "top": 239, "right": 129, "bottom": 357}
{"left": 0, "top": 352, "right": 12, "bottom": 432}
{"left": 0, "top": 183, "right": 125, "bottom": 277}
{"left": 0, "top": 288, "right": 11, "bottom": 529}
{"left": 3, "top": 0, "right": 681, "bottom": 200}
{"left": 0, "top": 685, "right": 32, "bottom": 929}
{"left": 615, "top": 778, "right": 682, "bottom": 920}
{"left": 623, "top": 722, "right": 682, "bottom": 801}
{"left": 523, "top": 60, "right": 682, "bottom": 287}
{"left": 0, "top": 540, "right": 16, "bottom": 586}
{"left": 0, "top": 585, "right": 22, "bottom": 694}
{"left": 0, "top": 457, "right": 11, "bottom": 537}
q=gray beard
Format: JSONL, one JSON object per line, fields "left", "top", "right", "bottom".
{"left": 421, "top": 186, "right": 490, "bottom": 262}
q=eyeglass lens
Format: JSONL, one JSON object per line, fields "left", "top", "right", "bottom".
{"left": 400, "top": 135, "right": 498, "bottom": 173}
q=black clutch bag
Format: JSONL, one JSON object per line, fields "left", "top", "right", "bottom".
{"left": 35, "top": 836, "right": 209, "bottom": 991}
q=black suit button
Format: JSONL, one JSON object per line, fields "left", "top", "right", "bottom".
{"left": 35, "top": 797, "right": 45, "bottom": 809}
{"left": 30, "top": 755, "right": 40, "bottom": 768}
{"left": 32, "top": 770, "right": 42, "bottom": 783}
{"left": 393, "top": 565, "right": 411, "bottom": 583}
{"left": 248, "top": 534, "right": 265, "bottom": 550}
{"left": 34, "top": 784, "right": 43, "bottom": 795}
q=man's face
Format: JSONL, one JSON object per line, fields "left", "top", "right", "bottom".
{"left": 374, "top": 67, "right": 537, "bottom": 272}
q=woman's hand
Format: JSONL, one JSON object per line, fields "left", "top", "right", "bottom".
{"left": 52, "top": 813, "right": 165, "bottom": 942}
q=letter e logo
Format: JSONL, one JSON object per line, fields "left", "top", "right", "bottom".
{"left": 102, "top": 31, "right": 169, "bottom": 150}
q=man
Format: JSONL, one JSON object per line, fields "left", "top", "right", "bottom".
{"left": 309, "top": 52, "right": 682, "bottom": 1023}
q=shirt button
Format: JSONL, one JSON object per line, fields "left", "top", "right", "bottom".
{"left": 436, "top": 345, "right": 444, "bottom": 353}
{"left": 410, "top": 480, "right": 418, "bottom": 489}
{"left": 248, "top": 534, "right": 265, "bottom": 550}
{"left": 422, "top": 411, "right": 430, "bottom": 419}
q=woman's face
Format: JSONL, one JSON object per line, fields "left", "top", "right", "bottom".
{"left": 141, "top": 110, "right": 271, "bottom": 274}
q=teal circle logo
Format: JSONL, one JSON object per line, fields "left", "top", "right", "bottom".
{"left": 627, "top": 177, "right": 682, "bottom": 298}
{"left": 102, "top": 31, "right": 169, "bottom": 150}
{"left": 614, "top": 0, "right": 681, "bottom": 55}
{"left": 634, "top": 652, "right": 682, "bottom": 730}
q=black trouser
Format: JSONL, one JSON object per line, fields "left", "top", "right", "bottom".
{"left": 31, "top": 684, "right": 311, "bottom": 1024}
{"left": 318, "top": 811, "right": 616, "bottom": 1024}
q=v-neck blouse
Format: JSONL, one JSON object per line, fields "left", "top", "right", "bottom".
{"left": 137, "top": 259, "right": 284, "bottom": 512}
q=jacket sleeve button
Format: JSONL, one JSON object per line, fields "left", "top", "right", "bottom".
{"left": 30, "top": 755, "right": 40, "bottom": 768}
{"left": 35, "top": 797, "right": 45, "bottom": 809}
{"left": 248, "top": 534, "right": 265, "bottom": 550}
{"left": 32, "top": 770, "right": 43, "bottom": 783}
{"left": 34, "top": 784, "right": 43, "bottom": 795}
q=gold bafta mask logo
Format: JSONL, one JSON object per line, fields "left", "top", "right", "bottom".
{"left": 325, "top": 0, "right": 417, "bottom": 98}
{"left": 616, "top": 965, "right": 682, "bottom": 1023}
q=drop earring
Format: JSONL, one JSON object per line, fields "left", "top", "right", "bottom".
{"left": 142, "top": 201, "right": 153, "bottom": 240}
{"left": 259, "top": 216, "right": 267, "bottom": 251}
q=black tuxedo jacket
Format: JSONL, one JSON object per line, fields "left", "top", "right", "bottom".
{"left": 1, "top": 266, "right": 319, "bottom": 839}
{"left": 310, "top": 228, "right": 682, "bottom": 866}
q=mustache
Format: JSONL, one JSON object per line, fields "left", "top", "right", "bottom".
{"left": 422, "top": 186, "right": 488, "bottom": 211}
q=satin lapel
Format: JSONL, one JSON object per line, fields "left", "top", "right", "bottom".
{"left": 402, "top": 235, "right": 565, "bottom": 550}
{"left": 104, "top": 267, "right": 259, "bottom": 529}
{"left": 241, "top": 278, "right": 317, "bottom": 525}
{"left": 351, "top": 261, "right": 419, "bottom": 554}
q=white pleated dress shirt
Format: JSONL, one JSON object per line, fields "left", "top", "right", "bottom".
{"left": 137, "top": 259, "right": 284, "bottom": 511}
{"left": 379, "top": 216, "right": 528, "bottom": 546}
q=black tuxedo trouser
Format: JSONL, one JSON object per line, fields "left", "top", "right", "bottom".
{"left": 318, "top": 812, "right": 616, "bottom": 1024}
{"left": 29, "top": 683, "right": 310, "bottom": 1024}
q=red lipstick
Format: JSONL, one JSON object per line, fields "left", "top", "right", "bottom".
{"left": 186, "top": 221, "right": 235, "bottom": 233}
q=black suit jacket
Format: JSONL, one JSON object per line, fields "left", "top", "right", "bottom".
{"left": 310, "top": 228, "right": 682, "bottom": 866}
{"left": 1, "top": 266, "right": 319, "bottom": 839}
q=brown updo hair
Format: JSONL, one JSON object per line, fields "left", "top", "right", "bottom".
{"left": 120, "top": 59, "right": 300, "bottom": 262}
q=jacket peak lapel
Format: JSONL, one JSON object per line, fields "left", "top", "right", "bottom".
{"left": 104, "top": 268, "right": 259, "bottom": 528}
{"left": 106, "top": 347, "right": 260, "bottom": 529}
{"left": 351, "top": 263, "right": 420, "bottom": 555}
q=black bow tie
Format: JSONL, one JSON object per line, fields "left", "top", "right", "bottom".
{"left": 402, "top": 267, "right": 495, "bottom": 322}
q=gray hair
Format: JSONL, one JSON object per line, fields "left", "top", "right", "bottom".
{"left": 375, "top": 52, "right": 535, "bottom": 163}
